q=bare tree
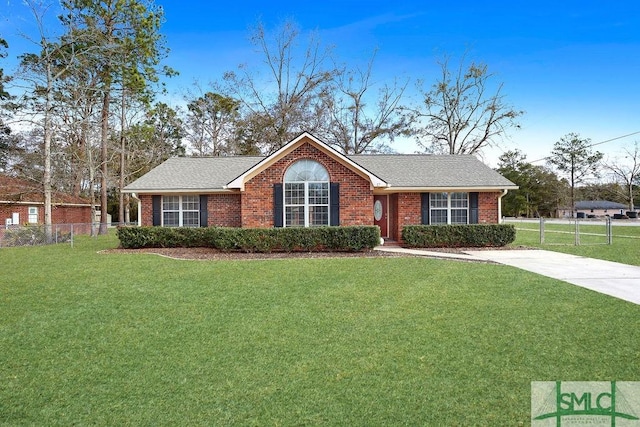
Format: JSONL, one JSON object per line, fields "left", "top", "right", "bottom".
{"left": 408, "top": 53, "right": 523, "bottom": 155}
{"left": 0, "top": 37, "right": 10, "bottom": 100}
{"left": 321, "top": 51, "right": 410, "bottom": 154}
{"left": 604, "top": 142, "right": 640, "bottom": 211}
{"left": 17, "top": 0, "right": 87, "bottom": 239}
{"left": 223, "top": 20, "right": 336, "bottom": 153}
{"left": 0, "top": 37, "right": 16, "bottom": 170}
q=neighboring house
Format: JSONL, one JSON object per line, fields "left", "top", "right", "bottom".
{"left": 124, "top": 133, "right": 518, "bottom": 242}
{"left": 573, "top": 200, "right": 629, "bottom": 218}
{"left": 0, "top": 174, "right": 94, "bottom": 227}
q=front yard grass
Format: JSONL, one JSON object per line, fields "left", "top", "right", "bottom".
{"left": 1, "top": 234, "right": 639, "bottom": 425}
{"left": 511, "top": 219, "right": 640, "bottom": 266}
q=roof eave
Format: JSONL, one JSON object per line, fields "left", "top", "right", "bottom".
{"left": 123, "top": 188, "right": 238, "bottom": 194}
{"left": 0, "top": 200, "right": 96, "bottom": 207}
{"left": 375, "top": 185, "right": 519, "bottom": 193}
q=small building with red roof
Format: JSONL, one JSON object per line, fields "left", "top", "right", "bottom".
{"left": 0, "top": 174, "right": 94, "bottom": 227}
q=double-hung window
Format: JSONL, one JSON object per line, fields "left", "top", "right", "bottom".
{"left": 162, "top": 195, "right": 200, "bottom": 227}
{"left": 284, "top": 160, "right": 330, "bottom": 227}
{"left": 430, "top": 192, "right": 469, "bottom": 224}
{"left": 28, "top": 207, "right": 38, "bottom": 224}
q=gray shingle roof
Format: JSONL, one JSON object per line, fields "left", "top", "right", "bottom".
{"left": 125, "top": 154, "right": 516, "bottom": 192}
{"left": 124, "top": 156, "right": 263, "bottom": 192}
{"left": 349, "top": 154, "right": 516, "bottom": 188}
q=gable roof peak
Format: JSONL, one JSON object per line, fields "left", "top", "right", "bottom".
{"left": 225, "top": 132, "right": 388, "bottom": 190}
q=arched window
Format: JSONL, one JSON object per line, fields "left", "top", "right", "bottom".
{"left": 284, "top": 160, "right": 330, "bottom": 227}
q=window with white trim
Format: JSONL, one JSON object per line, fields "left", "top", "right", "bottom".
{"left": 284, "top": 160, "right": 330, "bottom": 227}
{"left": 430, "top": 192, "right": 469, "bottom": 224}
{"left": 162, "top": 195, "right": 200, "bottom": 227}
{"left": 28, "top": 207, "right": 38, "bottom": 224}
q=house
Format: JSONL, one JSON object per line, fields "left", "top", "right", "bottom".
{"left": 0, "top": 174, "right": 94, "bottom": 227}
{"left": 124, "top": 133, "right": 518, "bottom": 242}
{"left": 573, "top": 200, "right": 630, "bottom": 218}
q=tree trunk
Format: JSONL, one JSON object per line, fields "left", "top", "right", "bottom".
{"left": 570, "top": 156, "right": 576, "bottom": 218}
{"left": 87, "top": 140, "right": 98, "bottom": 237}
{"left": 124, "top": 193, "right": 130, "bottom": 224}
{"left": 82, "top": 115, "right": 98, "bottom": 237}
{"left": 43, "top": 61, "right": 53, "bottom": 241}
{"left": 99, "top": 88, "right": 110, "bottom": 234}
{"left": 119, "top": 87, "right": 126, "bottom": 226}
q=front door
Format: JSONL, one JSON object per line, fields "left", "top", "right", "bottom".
{"left": 373, "top": 195, "right": 388, "bottom": 238}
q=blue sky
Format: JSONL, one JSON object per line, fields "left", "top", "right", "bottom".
{"left": 2, "top": 0, "right": 640, "bottom": 165}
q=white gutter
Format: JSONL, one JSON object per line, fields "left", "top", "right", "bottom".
{"left": 375, "top": 186, "right": 518, "bottom": 193}
{"left": 123, "top": 188, "right": 237, "bottom": 194}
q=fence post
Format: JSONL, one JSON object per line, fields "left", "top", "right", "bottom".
{"left": 575, "top": 219, "right": 580, "bottom": 246}
{"left": 539, "top": 217, "right": 545, "bottom": 244}
{"left": 607, "top": 217, "right": 613, "bottom": 245}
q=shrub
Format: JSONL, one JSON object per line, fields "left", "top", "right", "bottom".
{"left": 117, "top": 226, "right": 381, "bottom": 252}
{"left": 402, "top": 224, "right": 516, "bottom": 248}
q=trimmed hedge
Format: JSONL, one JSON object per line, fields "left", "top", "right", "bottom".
{"left": 402, "top": 224, "right": 516, "bottom": 248}
{"left": 117, "top": 226, "right": 381, "bottom": 252}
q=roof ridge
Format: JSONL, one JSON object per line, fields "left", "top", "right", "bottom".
{"left": 169, "top": 155, "right": 266, "bottom": 159}
{"left": 348, "top": 153, "right": 476, "bottom": 157}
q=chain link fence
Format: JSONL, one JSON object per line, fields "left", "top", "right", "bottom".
{"left": 0, "top": 223, "right": 105, "bottom": 248}
{"left": 505, "top": 217, "right": 614, "bottom": 246}
{"left": 538, "top": 217, "right": 613, "bottom": 245}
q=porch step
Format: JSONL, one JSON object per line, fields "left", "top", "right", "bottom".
{"left": 381, "top": 239, "right": 402, "bottom": 247}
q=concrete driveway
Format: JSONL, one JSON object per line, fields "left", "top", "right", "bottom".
{"left": 464, "top": 249, "right": 640, "bottom": 305}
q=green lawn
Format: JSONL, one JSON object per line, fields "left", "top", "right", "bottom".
{"left": 510, "top": 219, "right": 640, "bottom": 266}
{"left": 1, "top": 234, "right": 639, "bottom": 425}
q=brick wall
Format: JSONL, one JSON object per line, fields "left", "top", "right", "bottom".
{"left": 0, "top": 203, "right": 91, "bottom": 225}
{"left": 51, "top": 205, "right": 92, "bottom": 224}
{"left": 135, "top": 149, "right": 504, "bottom": 231}
{"left": 0, "top": 205, "right": 28, "bottom": 225}
{"left": 389, "top": 194, "right": 398, "bottom": 240}
{"left": 139, "top": 189, "right": 502, "bottom": 230}
{"left": 208, "top": 194, "right": 241, "bottom": 227}
{"left": 139, "top": 195, "right": 153, "bottom": 226}
{"left": 242, "top": 141, "right": 373, "bottom": 228}
{"left": 393, "top": 193, "right": 422, "bottom": 241}
{"left": 387, "top": 191, "right": 501, "bottom": 243}
{"left": 139, "top": 193, "right": 242, "bottom": 227}
{"left": 478, "top": 192, "right": 500, "bottom": 224}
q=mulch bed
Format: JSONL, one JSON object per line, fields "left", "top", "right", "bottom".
{"left": 101, "top": 247, "right": 409, "bottom": 261}
{"left": 101, "top": 245, "right": 532, "bottom": 261}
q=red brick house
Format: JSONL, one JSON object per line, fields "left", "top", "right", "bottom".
{"left": 0, "top": 174, "right": 94, "bottom": 226}
{"left": 124, "top": 133, "right": 517, "bottom": 242}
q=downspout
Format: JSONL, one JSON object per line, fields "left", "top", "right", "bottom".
{"left": 498, "top": 189, "right": 508, "bottom": 224}
{"left": 130, "top": 193, "right": 141, "bottom": 226}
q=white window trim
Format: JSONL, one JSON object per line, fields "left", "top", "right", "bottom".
{"left": 430, "top": 192, "right": 469, "bottom": 225}
{"left": 162, "top": 195, "right": 200, "bottom": 227}
{"left": 28, "top": 206, "right": 39, "bottom": 224}
{"left": 284, "top": 181, "right": 330, "bottom": 227}
{"left": 283, "top": 160, "right": 330, "bottom": 228}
